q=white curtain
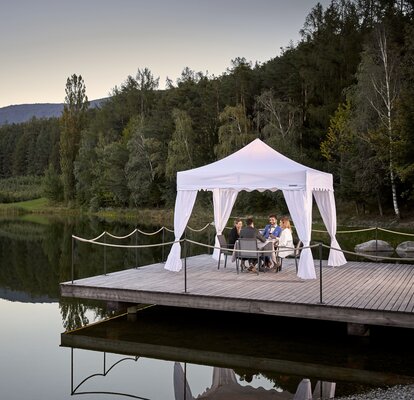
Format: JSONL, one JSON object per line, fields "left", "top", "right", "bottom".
{"left": 165, "top": 190, "right": 198, "bottom": 272}
{"left": 313, "top": 190, "right": 347, "bottom": 266}
{"left": 283, "top": 189, "right": 316, "bottom": 279}
{"left": 212, "top": 189, "right": 238, "bottom": 260}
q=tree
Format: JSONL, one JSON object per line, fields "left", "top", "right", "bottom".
{"left": 42, "top": 163, "right": 64, "bottom": 202}
{"left": 214, "top": 104, "right": 255, "bottom": 159}
{"left": 255, "top": 89, "right": 301, "bottom": 158}
{"left": 125, "top": 115, "right": 158, "bottom": 206}
{"left": 165, "top": 109, "right": 195, "bottom": 180}
{"left": 355, "top": 26, "right": 402, "bottom": 218}
{"left": 60, "top": 74, "right": 89, "bottom": 202}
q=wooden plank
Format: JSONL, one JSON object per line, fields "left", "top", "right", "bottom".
{"left": 375, "top": 265, "right": 413, "bottom": 310}
{"left": 349, "top": 263, "right": 395, "bottom": 309}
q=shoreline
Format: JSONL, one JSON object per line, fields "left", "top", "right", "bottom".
{"left": 1, "top": 198, "right": 414, "bottom": 230}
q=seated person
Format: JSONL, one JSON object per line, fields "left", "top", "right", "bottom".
{"left": 275, "top": 216, "right": 295, "bottom": 272}
{"left": 240, "top": 217, "right": 266, "bottom": 272}
{"left": 262, "top": 214, "right": 281, "bottom": 268}
{"left": 263, "top": 214, "right": 282, "bottom": 239}
{"left": 227, "top": 218, "right": 242, "bottom": 248}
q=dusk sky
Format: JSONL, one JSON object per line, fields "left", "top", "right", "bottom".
{"left": 1, "top": 0, "right": 331, "bottom": 108}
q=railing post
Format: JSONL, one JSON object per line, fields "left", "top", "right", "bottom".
{"left": 375, "top": 226, "right": 378, "bottom": 255}
{"left": 319, "top": 243, "right": 324, "bottom": 304}
{"left": 104, "top": 234, "right": 107, "bottom": 276}
{"left": 71, "top": 348, "right": 74, "bottom": 395}
{"left": 71, "top": 236, "right": 75, "bottom": 284}
{"left": 135, "top": 229, "right": 138, "bottom": 269}
{"left": 184, "top": 238, "right": 188, "bottom": 294}
{"left": 208, "top": 227, "right": 211, "bottom": 255}
{"left": 162, "top": 227, "right": 165, "bottom": 262}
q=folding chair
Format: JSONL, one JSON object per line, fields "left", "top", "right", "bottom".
{"left": 235, "top": 238, "right": 260, "bottom": 275}
{"left": 217, "top": 234, "right": 232, "bottom": 270}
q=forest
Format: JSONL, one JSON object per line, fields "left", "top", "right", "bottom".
{"left": 0, "top": 0, "right": 413, "bottom": 218}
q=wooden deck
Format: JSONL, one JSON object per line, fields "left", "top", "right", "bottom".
{"left": 60, "top": 255, "right": 414, "bottom": 329}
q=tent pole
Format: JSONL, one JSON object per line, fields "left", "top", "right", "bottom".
{"left": 184, "top": 228, "right": 188, "bottom": 293}
{"left": 319, "top": 242, "right": 324, "bottom": 304}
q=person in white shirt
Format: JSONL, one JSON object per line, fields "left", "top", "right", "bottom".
{"left": 276, "top": 216, "right": 294, "bottom": 271}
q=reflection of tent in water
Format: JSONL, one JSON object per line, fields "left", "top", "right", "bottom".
{"left": 173, "top": 362, "right": 335, "bottom": 400}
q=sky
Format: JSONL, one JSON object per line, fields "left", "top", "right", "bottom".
{"left": 0, "top": 0, "right": 331, "bottom": 108}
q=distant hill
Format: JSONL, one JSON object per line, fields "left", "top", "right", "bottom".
{"left": 0, "top": 98, "right": 107, "bottom": 126}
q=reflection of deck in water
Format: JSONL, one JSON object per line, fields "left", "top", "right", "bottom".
{"left": 61, "top": 306, "right": 414, "bottom": 387}
{"left": 60, "top": 254, "right": 414, "bottom": 329}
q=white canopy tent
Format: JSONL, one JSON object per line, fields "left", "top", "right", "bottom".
{"left": 165, "top": 139, "right": 346, "bottom": 279}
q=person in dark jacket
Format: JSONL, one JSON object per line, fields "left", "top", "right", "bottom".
{"left": 227, "top": 218, "right": 242, "bottom": 248}
{"left": 239, "top": 217, "right": 266, "bottom": 272}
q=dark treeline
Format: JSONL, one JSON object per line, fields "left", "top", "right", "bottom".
{"left": 1, "top": 0, "right": 414, "bottom": 217}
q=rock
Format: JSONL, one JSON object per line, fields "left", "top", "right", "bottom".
{"left": 354, "top": 240, "right": 394, "bottom": 253}
{"left": 396, "top": 241, "right": 414, "bottom": 258}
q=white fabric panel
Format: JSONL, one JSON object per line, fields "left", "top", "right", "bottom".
{"left": 212, "top": 189, "right": 238, "bottom": 260}
{"left": 283, "top": 189, "right": 316, "bottom": 279}
{"left": 164, "top": 190, "right": 198, "bottom": 272}
{"left": 314, "top": 190, "right": 347, "bottom": 266}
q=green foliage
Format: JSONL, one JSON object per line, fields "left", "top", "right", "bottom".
{"left": 0, "top": 175, "right": 43, "bottom": 203}
{"left": 42, "top": 164, "right": 63, "bottom": 202}
{"left": 60, "top": 74, "right": 89, "bottom": 202}
{"left": 165, "top": 109, "right": 195, "bottom": 179}
{"left": 215, "top": 104, "right": 255, "bottom": 159}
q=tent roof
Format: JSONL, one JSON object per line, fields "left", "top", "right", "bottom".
{"left": 177, "top": 139, "right": 333, "bottom": 192}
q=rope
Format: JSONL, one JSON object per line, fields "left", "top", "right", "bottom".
{"left": 72, "top": 234, "right": 179, "bottom": 249}
{"left": 186, "top": 223, "right": 211, "bottom": 232}
{"left": 89, "top": 232, "right": 107, "bottom": 242}
{"left": 104, "top": 229, "right": 138, "bottom": 240}
{"left": 321, "top": 243, "right": 414, "bottom": 262}
{"left": 184, "top": 238, "right": 318, "bottom": 254}
{"left": 137, "top": 227, "right": 164, "bottom": 236}
{"left": 377, "top": 227, "right": 414, "bottom": 237}
{"left": 163, "top": 226, "right": 175, "bottom": 233}
{"left": 313, "top": 227, "right": 377, "bottom": 234}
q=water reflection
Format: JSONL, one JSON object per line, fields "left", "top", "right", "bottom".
{"left": 61, "top": 306, "right": 414, "bottom": 399}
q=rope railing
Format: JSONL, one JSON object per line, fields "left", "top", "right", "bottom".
{"left": 72, "top": 234, "right": 178, "bottom": 249}
{"left": 70, "top": 229, "right": 414, "bottom": 304}
{"left": 71, "top": 222, "right": 414, "bottom": 244}
{"left": 321, "top": 243, "right": 414, "bottom": 262}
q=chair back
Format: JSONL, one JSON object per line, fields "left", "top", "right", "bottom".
{"left": 217, "top": 234, "right": 228, "bottom": 249}
{"left": 236, "top": 238, "right": 259, "bottom": 258}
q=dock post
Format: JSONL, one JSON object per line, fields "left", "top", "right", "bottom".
{"left": 71, "top": 348, "right": 74, "bottom": 394}
{"left": 162, "top": 227, "right": 165, "bottom": 262}
{"left": 208, "top": 227, "right": 211, "bottom": 255}
{"left": 71, "top": 236, "right": 75, "bottom": 284}
{"left": 375, "top": 226, "right": 378, "bottom": 255}
{"left": 184, "top": 238, "right": 188, "bottom": 293}
{"left": 319, "top": 242, "right": 324, "bottom": 304}
{"left": 135, "top": 228, "right": 138, "bottom": 268}
{"left": 104, "top": 234, "right": 107, "bottom": 275}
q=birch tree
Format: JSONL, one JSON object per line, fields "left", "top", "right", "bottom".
{"left": 355, "top": 26, "right": 401, "bottom": 218}
{"left": 214, "top": 104, "right": 254, "bottom": 159}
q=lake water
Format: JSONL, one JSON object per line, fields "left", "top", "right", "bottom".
{"left": 0, "top": 215, "right": 413, "bottom": 399}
